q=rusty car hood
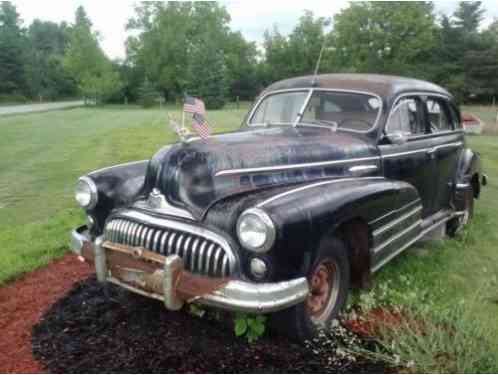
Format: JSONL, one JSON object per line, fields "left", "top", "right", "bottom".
{"left": 143, "top": 126, "right": 380, "bottom": 218}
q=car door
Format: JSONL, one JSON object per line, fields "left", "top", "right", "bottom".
{"left": 423, "top": 96, "right": 465, "bottom": 212}
{"left": 379, "top": 95, "right": 438, "bottom": 217}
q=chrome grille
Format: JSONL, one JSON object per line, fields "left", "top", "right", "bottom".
{"left": 104, "top": 217, "right": 235, "bottom": 277}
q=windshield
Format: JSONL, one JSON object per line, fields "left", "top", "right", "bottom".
{"left": 249, "top": 90, "right": 381, "bottom": 132}
{"left": 250, "top": 91, "right": 308, "bottom": 125}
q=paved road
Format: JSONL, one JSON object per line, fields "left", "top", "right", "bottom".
{"left": 0, "top": 101, "right": 85, "bottom": 116}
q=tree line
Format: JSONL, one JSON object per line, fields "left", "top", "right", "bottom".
{"left": 1, "top": 1, "right": 497, "bottom": 108}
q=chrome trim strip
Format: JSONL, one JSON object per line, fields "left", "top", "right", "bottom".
{"left": 206, "top": 243, "right": 215, "bottom": 275}
{"left": 372, "top": 211, "right": 457, "bottom": 273}
{"left": 247, "top": 87, "right": 383, "bottom": 134}
{"left": 373, "top": 219, "right": 422, "bottom": 254}
{"left": 176, "top": 234, "right": 185, "bottom": 256}
{"left": 257, "top": 177, "right": 385, "bottom": 207}
{"left": 214, "top": 247, "right": 222, "bottom": 276}
{"left": 373, "top": 206, "right": 422, "bottom": 238}
{"left": 134, "top": 199, "right": 195, "bottom": 221}
{"left": 89, "top": 160, "right": 149, "bottom": 176}
{"left": 215, "top": 156, "right": 381, "bottom": 177}
{"left": 153, "top": 230, "right": 162, "bottom": 252}
{"left": 456, "top": 183, "right": 470, "bottom": 189}
{"left": 190, "top": 238, "right": 199, "bottom": 272}
{"left": 381, "top": 142, "right": 462, "bottom": 159}
{"left": 349, "top": 165, "right": 379, "bottom": 173}
{"left": 222, "top": 256, "right": 229, "bottom": 277}
{"left": 426, "top": 142, "right": 463, "bottom": 154}
{"left": 183, "top": 236, "right": 192, "bottom": 258}
{"left": 168, "top": 232, "right": 177, "bottom": 255}
{"left": 198, "top": 240, "right": 207, "bottom": 274}
{"left": 113, "top": 210, "right": 237, "bottom": 274}
{"left": 368, "top": 199, "right": 421, "bottom": 226}
{"left": 160, "top": 231, "right": 168, "bottom": 255}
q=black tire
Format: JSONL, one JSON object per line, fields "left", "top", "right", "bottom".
{"left": 447, "top": 186, "right": 474, "bottom": 237}
{"left": 270, "top": 236, "right": 350, "bottom": 341}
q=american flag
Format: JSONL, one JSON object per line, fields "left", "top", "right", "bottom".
{"left": 183, "top": 94, "right": 205, "bottom": 115}
{"left": 192, "top": 112, "right": 211, "bottom": 139}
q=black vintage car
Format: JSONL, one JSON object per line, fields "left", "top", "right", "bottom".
{"left": 71, "top": 74, "right": 486, "bottom": 339}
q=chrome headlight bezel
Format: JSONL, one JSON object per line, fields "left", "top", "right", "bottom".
{"left": 75, "top": 176, "right": 98, "bottom": 210}
{"left": 236, "top": 208, "right": 276, "bottom": 253}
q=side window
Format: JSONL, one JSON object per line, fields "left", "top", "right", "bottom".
{"left": 449, "top": 103, "right": 462, "bottom": 130}
{"left": 386, "top": 98, "right": 425, "bottom": 135}
{"left": 425, "top": 98, "right": 453, "bottom": 132}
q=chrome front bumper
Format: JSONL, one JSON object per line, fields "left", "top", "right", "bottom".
{"left": 70, "top": 226, "right": 309, "bottom": 313}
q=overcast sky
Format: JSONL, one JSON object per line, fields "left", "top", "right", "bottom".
{"left": 12, "top": 0, "right": 498, "bottom": 60}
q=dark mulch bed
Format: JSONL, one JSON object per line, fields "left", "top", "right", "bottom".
{"left": 32, "top": 277, "right": 390, "bottom": 373}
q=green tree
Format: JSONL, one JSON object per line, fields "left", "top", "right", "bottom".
{"left": 261, "top": 26, "right": 292, "bottom": 83}
{"left": 137, "top": 78, "right": 160, "bottom": 108}
{"left": 287, "top": 11, "right": 327, "bottom": 76}
{"left": 64, "top": 6, "right": 121, "bottom": 103}
{"left": 454, "top": 1, "right": 486, "bottom": 34}
{"left": 224, "top": 31, "right": 260, "bottom": 99}
{"left": 0, "top": 2, "right": 26, "bottom": 97}
{"left": 186, "top": 35, "right": 228, "bottom": 109}
{"left": 25, "top": 20, "right": 77, "bottom": 100}
{"left": 332, "top": 2, "right": 437, "bottom": 77}
{"left": 127, "top": 2, "right": 255, "bottom": 101}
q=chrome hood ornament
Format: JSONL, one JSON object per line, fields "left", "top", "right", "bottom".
{"left": 145, "top": 188, "right": 195, "bottom": 220}
{"left": 168, "top": 114, "right": 191, "bottom": 144}
{"left": 148, "top": 188, "right": 168, "bottom": 209}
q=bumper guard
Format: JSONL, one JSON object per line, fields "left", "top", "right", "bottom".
{"left": 70, "top": 226, "right": 309, "bottom": 313}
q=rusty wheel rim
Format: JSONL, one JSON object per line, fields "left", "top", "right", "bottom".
{"left": 306, "top": 259, "right": 340, "bottom": 324}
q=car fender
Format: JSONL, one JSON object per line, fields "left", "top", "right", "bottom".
{"left": 85, "top": 160, "right": 149, "bottom": 233}
{"left": 207, "top": 177, "right": 420, "bottom": 280}
{"left": 454, "top": 148, "right": 483, "bottom": 203}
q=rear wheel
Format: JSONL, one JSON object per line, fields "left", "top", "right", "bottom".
{"left": 447, "top": 186, "right": 474, "bottom": 237}
{"left": 271, "top": 236, "right": 350, "bottom": 341}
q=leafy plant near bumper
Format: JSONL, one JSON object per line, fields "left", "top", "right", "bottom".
{"left": 187, "top": 303, "right": 206, "bottom": 318}
{"left": 234, "top": 313, "right": 267, "bottom": 343}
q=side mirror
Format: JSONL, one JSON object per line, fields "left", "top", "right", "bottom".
{"left": 385, "top": 132, "right": 408, "bottom": 145}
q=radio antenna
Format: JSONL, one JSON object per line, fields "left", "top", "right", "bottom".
{"left": 311, "top": 18, "right": 332, "bottom": 86}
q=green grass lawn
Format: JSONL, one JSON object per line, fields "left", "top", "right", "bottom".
{"left": 0, "top": 105, "right": 246, "bottom": 283}
{"left": 0, "top": 105, "right": 497, "bottom": 370}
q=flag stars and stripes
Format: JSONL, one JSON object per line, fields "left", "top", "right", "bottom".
{"left": 183, "top": 94, "right": 206, "bottom": 115}
{"left": 192, "top": 112, "right": 211, "bottom": 139}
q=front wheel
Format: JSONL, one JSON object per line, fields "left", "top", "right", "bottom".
{"left": 447, "top": 186, "right": 474, "bottom": 237}
{"left": 270, "top": 236, "right": 350, "bottom": 341}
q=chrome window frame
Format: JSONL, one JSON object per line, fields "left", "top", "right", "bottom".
{"left": 247, "top": 88, "right": 384, "bottom": 134}
{"left": 384, "top": 92, "right": 454, "bottom": 139}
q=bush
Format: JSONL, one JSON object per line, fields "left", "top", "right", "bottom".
{"left": 0, "top": 93, "right": 28, "bottom": 104}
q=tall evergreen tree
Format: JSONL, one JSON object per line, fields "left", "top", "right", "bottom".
{"left": 26, "top": 20, "right": 76, "bottom": 100}
{"left": 0, "top": 2, "right": 26, "bottom": 96}
{"left": 454, "top": 1, "right": 486, "bottom": 34}
{"left": 64, "top": 6, "right": 121, "bottom": 103}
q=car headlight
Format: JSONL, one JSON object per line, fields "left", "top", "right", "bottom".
{"left": 75, "top": 176, "right": 98, "bottom": 209}
{"left": 236, "top": 208, "right": 276, "bottom": 253}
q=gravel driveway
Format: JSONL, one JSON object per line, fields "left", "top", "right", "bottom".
{"left": 0, "top": 101, "right": 85, "bottom": 116}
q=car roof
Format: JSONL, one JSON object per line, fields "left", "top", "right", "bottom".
{"left": 263, "top": 73, "right": 452, "bottom": 100}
